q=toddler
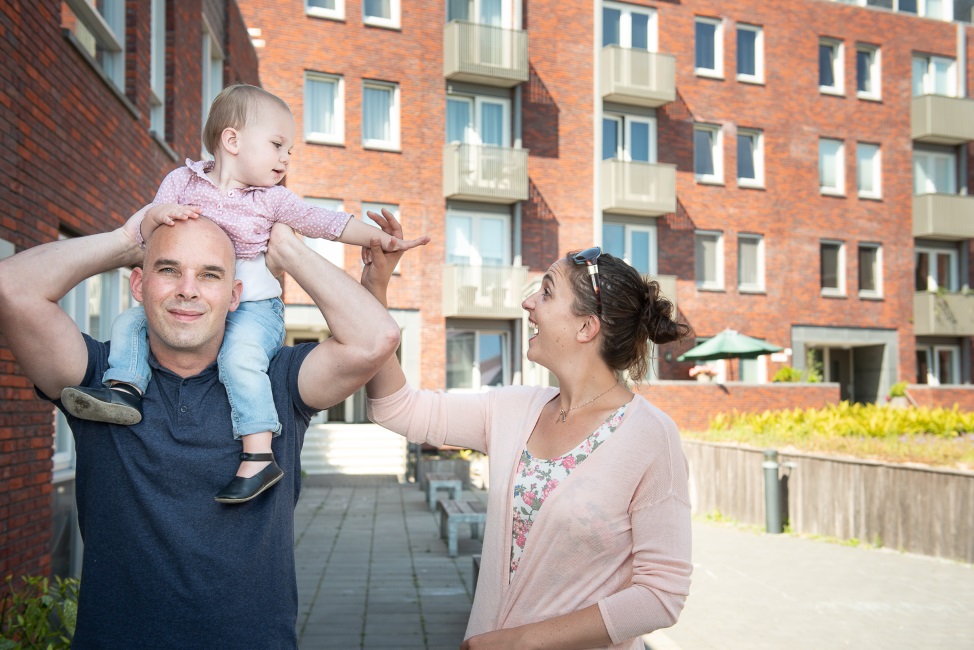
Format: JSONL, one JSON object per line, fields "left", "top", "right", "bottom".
{"left": 61, "top": 84, "right": 428, "bottom": 503}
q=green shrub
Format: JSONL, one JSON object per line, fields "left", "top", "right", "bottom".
{"left": 0, "top": 575, "right": 79, "bottom": 650}
{"left": 889, "top": 381, "right": 908, "bottom": 398}
{"left": 772, "top": 366, "right": 802, "bottom": 383}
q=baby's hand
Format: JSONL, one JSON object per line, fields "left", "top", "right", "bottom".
{"left": 147, "top": 203, "right": 202, "bottom": 227}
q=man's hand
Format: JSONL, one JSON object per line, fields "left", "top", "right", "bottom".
{"left": 141, "top": 204, "right": 202, "bottom": 242}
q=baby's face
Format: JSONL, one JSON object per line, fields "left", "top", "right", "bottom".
{"left": 235, "top": 102, "right": 296, "bottom": 188}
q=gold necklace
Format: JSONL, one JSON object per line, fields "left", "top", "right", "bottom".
{"left": 557, "top": 383, "right": 618, "bottom": 423}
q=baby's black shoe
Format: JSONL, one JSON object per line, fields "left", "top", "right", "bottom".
{"left": 61, "top": 384, "right": 143, "bottom": 425}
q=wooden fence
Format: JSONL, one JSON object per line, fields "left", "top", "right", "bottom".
{"left": 683, "top": 440, "right": 974, "bottom": 563}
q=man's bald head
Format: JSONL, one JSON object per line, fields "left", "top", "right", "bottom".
{"left": 144, "top": 216, "right": 236, "bottom": 274}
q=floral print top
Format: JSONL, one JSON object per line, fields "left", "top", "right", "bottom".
{"left": 510, "top": 403, "right": 629, "bottom": 580}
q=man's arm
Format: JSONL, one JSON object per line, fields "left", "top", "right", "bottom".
{"left": 264, "top": 223, "right": 401, "bottom": 411}
{"left": 0, "top": 208, "right": 146, "bottom": 398}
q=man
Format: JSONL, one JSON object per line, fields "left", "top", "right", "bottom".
{"left": 0, "top": 211, "right": 401, "bottom": 648}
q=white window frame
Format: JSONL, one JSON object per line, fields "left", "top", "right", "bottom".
{"left": 915, "top": 246, "right": 959, "bottom": 292}
{"left": 602, "top": 220, "right": 659, "bottom": 276}
{"left": 305, "top": 0, "right": 344, "bottom": 21}
{"left": 694, "top": 123, "right": 723, "bottom": 184}
{"left": 201, "top": 20, "right": 224, "bottom": 158}
{"left": 695, "top": 230, "right": 724, "bottom": 291}
{"left": 855, "top": 44, "right": 881, "bottom": 100}
{"left": 737, "top": 233, "right": 765, "bottom": 293}
{"left": 447, "top": 95, "right": 512, "bottom": 147}
{"left": 912, "top": 54, "right": 957, "bottom": 97}
{"left": 446, "top": 210, "right": 512, "bottom": 267}
{"left": 820, "top": 240, "right": 846, "bottom": 297}
{"left": 362, "top": 80, "right": 400, "bottom": 151}
{"left": 603, "top": 113, "right": 657, "bottom": 163}
{"left": 736, "top": 128, "right": 764, "bottom": 188}
{"left": 736, "top": 23, "right": 764, "bottom": 83}
{"left": 819, "top": 38, "right": 844, "bottom": 95}
{"left": 856, "top": 142, "right": 882, "bottom": 199}
{"left": 303, "top": 198, "right": 347, "bottom": 270}
{"left": 917, "top": 344, "right": 961, "bottom": 385}
{"left": 858, "top": 243, "right": 883, "bottom": 298}
{"left": 446, "top": 328, "right": 511, "bottom": 391}
{"left": 913, "top": 149, "right": 957, "bottom": 195}
{"left": 602, "top": 1, "right": 658, "bottom": 51}
{"left": 362, "top": 202, "right": 403, "bottom": 273}
{"left": 363, "top": 0, "right": 400, "bottom": 29}
{"left": 64, "top": 0, "right": 126, "bottom": 91}
{"left": 819, "top": 138, "right": 845, "bottom": 196}
{"left": 149, "top": 0, "right": 166, "bottom": 136}
{"left": 694, "top": 16, "right": 723, "bottom": 78}
{"left": 305, "top": 72, "right": 345, "bottom": 145}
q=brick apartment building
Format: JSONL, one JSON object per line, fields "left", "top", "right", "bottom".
{"left": 237, "top": 0, "right": 974, "bottom": 425}
{"left": 0, "top": 0, "right": 259, "bottom": 581}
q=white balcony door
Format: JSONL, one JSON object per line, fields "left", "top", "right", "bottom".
{"left": 603, "top": 222, "right": 657, "bottom": 275}
{"left": 913, "top": 150, "right": 956, "bottom": 194}
{"left": 915, "top": 247, "right": 958, "bottom": 291}
{"left": 447, "top": 212, "right": 510, "bottom": 266}
{"left": 603, "top": 2, "right": 657, "bottom": 51}
{"left": 912, "top": 55, "right": 956, "bottom": 97}
{"left": 448, "top": 0, "right": 511, "bottom": 26}
{"left": 447, "top": 97, "right": 510, "bottom": 147}
{"left": 603, "top": 114, "right": 656, "bottom": 162}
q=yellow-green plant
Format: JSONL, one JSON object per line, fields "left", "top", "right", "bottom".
{"left": 0, "top": 575, "right": 79, "bottom": 650}
{"left": 889, "top": 381, "right": 908, "bottom": 398}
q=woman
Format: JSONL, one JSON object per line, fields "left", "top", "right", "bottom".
{"left": 361, "top": 212, "right": 693, "bottom": 650}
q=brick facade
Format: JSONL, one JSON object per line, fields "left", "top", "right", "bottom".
{"left": 0, "top": 0, "right": 258, "bottom": 582}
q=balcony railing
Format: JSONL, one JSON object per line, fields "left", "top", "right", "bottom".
{"left": 443, "top": 21, "right": 528, "bottom": 87}
{"left": 911, "top": 94, "right": 974, "bottom": 145}
{"left": 650, "top": 274, "right": 678, "bottom": 315}
{"left": 600, "top": 46, "right": 675, "bottom": 107}
{"left": 914, "top": 291, "right": 974, "bottom": 337}
{"left": 444, "top": 143, "right": 529, "bottom": 204}
{"left": 601, "top": 159, "right": 677, "bottom": 216}
{"left": 913, "top": 193, "right": 974, "bottom": 241}
{"left": 443, "top": 264, "right": 530, "bottom": 319}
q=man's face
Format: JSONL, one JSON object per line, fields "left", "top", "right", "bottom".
{"left": 132, "top": 219, "right": 241, "bottom": 367}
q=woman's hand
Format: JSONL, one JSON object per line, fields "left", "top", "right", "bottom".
{"left": 460, "top": 626, "right": 537, "bottom": 650}
{"left": 361, "top": 208, "right": 409, "bottom": 304}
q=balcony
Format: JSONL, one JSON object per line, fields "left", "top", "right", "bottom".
{"left": 600, "top": 46, "right": 675, "bottom": 108}
{"left": 443, "top": 21, "right": 528, "bottom": 88}
{"left": 651, "top": 274, "right": 678, "bottom": 315}
{"left": 914, "top": 291, "right": 974, "bottom": 337}
{"left": 911, "top": 95, "right": 974, "bottom": 145}
{"left": 444, "top": 143, "right": 529, "bottom": 204}
{"left": 443, "top": 264, "right": 530, "bottom": 319}
{"left": 601, "top": 159, "right": 677, "bottom": 216}
{"left": 913, "top": 194, "right": 974, "bottom": 241}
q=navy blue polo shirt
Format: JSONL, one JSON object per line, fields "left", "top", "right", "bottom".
{"left": 47, "top": 335, "right": 317, "bottom": 649}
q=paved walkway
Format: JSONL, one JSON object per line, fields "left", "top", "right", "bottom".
{"left": 294, "top": 477, "right": 974, "bottom": 650}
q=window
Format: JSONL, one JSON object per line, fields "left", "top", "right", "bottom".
{"left": 602, "top": 114, "right": 656, "bottom": 162}
{"left": 819, "top": 138, "right": 845, "bottom": 195}
{"left": 915, "top": 246, "right": 958, "bottom": 291}
{"left": 738, "top": 234, "right": 764, "bottom": 292}
{"left": 63, "top": 0, "right": 125, "bottom": 91}
{"left": 916, "top": 345, "right": 960, "bottom": 385}
{"left": 364, "top": 0, "right": 400, "bottom": 28}
{"left": 820, "top": 240, "right": 846, "bottom": 296}
{"left": 149, "top": 0, "right": 166, "bottom": 136}
{"left": 736, "top": 24, "right": 763, "bottom": 82}
{"left": 201, "top": 21, "right": 224, "bottom": 157}
{"left": 736, "top": 128, "right": 763, "bottom": 187}
{"left": 447, "top": 95, "right": 511, "bottom": 147}
{"left": 819, "top": 39, "right": 843, "bottom": 94}
{"left": 858, "top": 243, "right": 882, "bottom": 298}
{"left": 856, "top": 44, "right": 881, "bottom": 99}
{"left": 913, "top": 149, "right": 957, "bottom": 194}
{"left": 363, "top": 202, "right": 402, "bottom": 273}
{"left": 694, "top": 123, "right": 723, "bottom": 183}
{"left": 446, "top": 211, "right": 510, "bottom": 266}
{"left": 303, "top": 198, "right": 346, "bottom": 269}
{"left": 695, "top": 230, "right": 724, "bottom": 290}
{"left": 603, "top": 221, "right": 658, "bottom": 275}
{"left": 305, "top": 0, "right": 344, "bottom": 20}
{"left": 305, "top": 72, "right": 344, "bottom": 145}
{"left": 912, "top": 54, "right": 957, "bottom": 96}
{"left": 603, "top": 1, "right": 657, "bottom": 50}
{"left": 856, "top": 142, "right": 882, "bottom": 199}
{"left": 362, "top": 81, "right": 400, "bottom": 150}
{"left": 694, "top": 17, "right": 723, "bottom": 77}
{"left": 446, "top": 329, "right": 509, "bottom": 390}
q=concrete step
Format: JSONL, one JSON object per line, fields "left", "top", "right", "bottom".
{"left": 300, "top": 422, "right": 407, "bottom": 477}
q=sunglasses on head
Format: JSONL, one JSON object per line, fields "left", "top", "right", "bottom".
{"left": 572, "top": 246, "right": 602, "bottom": 316}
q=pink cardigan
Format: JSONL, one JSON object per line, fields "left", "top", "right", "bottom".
{"left": 367, "top": 384, "right": 692, "bottom": 648}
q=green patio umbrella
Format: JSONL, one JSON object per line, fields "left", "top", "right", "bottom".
{"left": 677, "top": 329, "right": 784, "bottom": 380}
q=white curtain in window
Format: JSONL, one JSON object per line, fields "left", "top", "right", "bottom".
{"left": 694, "top": 129, "right": 715, "bottom": 176}
{"left": 479, "top": 217, "right": 506, "bottom": 266}
{"left": 819, "top": 139, "right": 840, "bottom": 188}
{"left": 857, "top": 144, "right": 878, "bottom": 193}
{"left": 480, "top": 102, "right": 504, "bottom": 146}
{"left": 447, "top": 99, "right": 472, "bottom": 143}
{"left": 603, "top": 8, "right": 621, "bottom": 46}
{"left": 447, "top": 216, "right": 473, "bottom": 264}
{"left": 739, "top": 237, "right": 759, "bottom": 286}
{"left": 363, "top": 86, "right": 391, "bottom": 142}
{"left": 696, "top": 234, "right": 718, "bottom": 284}
{"left": 308, "top": 79, "right": 336, "bottom": 135}
{"left": 365, "top": 0, "right": 390, "bottom": 18}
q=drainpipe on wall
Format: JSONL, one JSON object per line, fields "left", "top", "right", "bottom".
{"left": 959, "top": 23, "right": 968, "bottom": 195}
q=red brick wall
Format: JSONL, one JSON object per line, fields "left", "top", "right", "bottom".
{"left": 0, "top": 0, "right": 258, "bottom": 582}
{"left": 637, "top": 381, "right": 842, "bottom": 433}
{"left": 907, "top": 385, "right": 974, "bottom": 411}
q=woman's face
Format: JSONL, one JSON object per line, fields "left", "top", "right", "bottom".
{"left": 522, "top": 259, "right": 586, "bottom": 366}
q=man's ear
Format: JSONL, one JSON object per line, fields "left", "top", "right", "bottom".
{"left": 130, "top": 267, "right": 145, "bottom": 303}
{"left": 221, "top": 127, "right": 239, "bottom": 155}
{"left": 576, "top": 313, "right": 601, "bottom": 344}
{"left": 228, "top": 279, "right": 243, "bottom": 312}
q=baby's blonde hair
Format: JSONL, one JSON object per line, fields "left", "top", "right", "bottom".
{"left": 202, "top": 84, "right": 291, "bottom": 156}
